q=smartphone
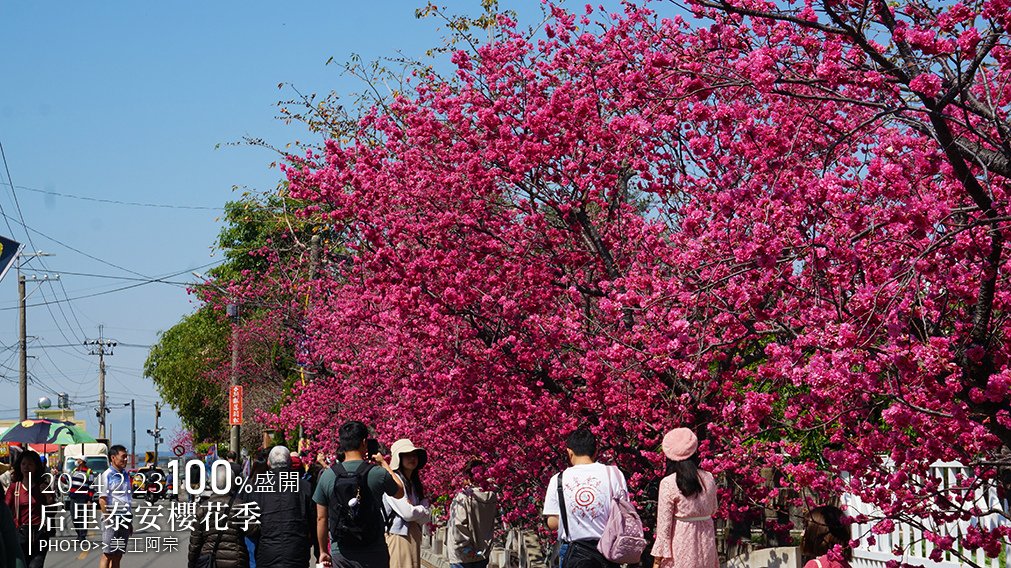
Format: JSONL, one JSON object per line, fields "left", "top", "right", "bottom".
{"left": 366, "top": 438, "right": 380, "bottom": 457}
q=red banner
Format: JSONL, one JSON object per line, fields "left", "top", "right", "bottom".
{"left": 229, "top": 385, "right": 243, "bottom": 425}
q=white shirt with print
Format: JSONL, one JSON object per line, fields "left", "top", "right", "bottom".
{"left": 542, "top": 463, "right": 627, "bottom": 541}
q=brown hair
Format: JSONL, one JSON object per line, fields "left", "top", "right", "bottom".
{"left": 463, "top": 458, "right": 485, "bottom": 479}
{"left": 801, "top": 505, "right": 852, "bottom": 561}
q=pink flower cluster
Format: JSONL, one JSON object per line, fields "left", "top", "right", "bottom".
{"left": 222, "top": 0, "right": 1010, "bottom": 553}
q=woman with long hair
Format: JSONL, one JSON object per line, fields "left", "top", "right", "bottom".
{"left": 383, "top": 439, "right": 432, "bottom": 568}
{"left": 651, "top": 428, "right": 718, "bottom": 568}
{"left": 4, "top": 450, "right": 54, "bottom": 568}
{"left": 800, "top": 506, "right": 852, "bottom": 568}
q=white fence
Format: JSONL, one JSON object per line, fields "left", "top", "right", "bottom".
{"left": 842, "top": 462, "right": 1009, "bottom": 568}
{"left": 420, "top": 462, "right": 1009, "bottom": 568}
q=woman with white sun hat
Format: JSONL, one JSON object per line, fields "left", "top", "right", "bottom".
{"left": 383, "top": 438, "right": 432, "bottom": 568}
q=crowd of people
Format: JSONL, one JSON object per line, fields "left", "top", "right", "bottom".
{"left": 0, "top": 424, "right": 856, "bottom": 568}
{"left": 180, "top": 423, "right": 499, "bottom": 568}
{"left": 0, "top": 444, "right": 135, "bottom": 568}
{"left": 293, "top": 421, "right": 854, "bottom": 568}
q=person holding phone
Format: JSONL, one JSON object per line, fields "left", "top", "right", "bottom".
{"left": 366, "top": 439, "right": 381, "bottom": 460}
{"left": 313, "top": 421, "right": 405, "bottom": 568}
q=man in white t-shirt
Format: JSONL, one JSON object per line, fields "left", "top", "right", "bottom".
{"left": 98, "top": 445, "right": 134, "bottom": 568}
{"left": 543, "top": 429, "right": 627, "bottom": 568}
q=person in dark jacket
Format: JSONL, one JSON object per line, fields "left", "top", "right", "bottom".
{"left": 243, "top": 453, "right": 268, "bottom": 568}
{"left": 187, "top": 465, "right": 249, "bottom": 568}
{"left": 248, "top": 446, "right": 316, "bottom": 568}
{"left": 302, "top": 455, "right": 324, "bottom": 562}
{"left": 0, "top": 499, "right": 26, "bottom": 568}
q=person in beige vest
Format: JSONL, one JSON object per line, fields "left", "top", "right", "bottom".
{"left": 446, "top": 459, "right": 499, "bottom": 568}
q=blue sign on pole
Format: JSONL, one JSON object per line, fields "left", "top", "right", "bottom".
{"left": 0, "top": 235, "right": 22, "bottom": 283}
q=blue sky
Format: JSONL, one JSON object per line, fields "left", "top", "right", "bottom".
{"left": 0, "top": 0, "right": 565, "bottom": 454}
{"left": 2, "top": 0, "right": 709, "bottom": 457}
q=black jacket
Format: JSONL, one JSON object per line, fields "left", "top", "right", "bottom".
{"left": 187, "top": 492, "right": 250, "bottom": 568}
{"left": 249, "top": 474, "right": 316, "bottom": 568}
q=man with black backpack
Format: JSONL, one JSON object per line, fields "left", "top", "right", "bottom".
{"left": 314, "top": 421, "right": 405, "bottom": 568}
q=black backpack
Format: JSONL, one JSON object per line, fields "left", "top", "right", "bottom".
{"left": 327, "top": 462, "right": 385, "bottom": 549}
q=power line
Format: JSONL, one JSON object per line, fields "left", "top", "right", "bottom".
{"left": 0, "top": 260, "right": 223, "bottom": 311}
{"left": 0, "top": 181, "right": 12, "bottom": 236}
{"left": 0, "top": 143, "right": 104, "bottom": 345}
{"left": 55, "top": 278, "right": 91, "bottom": 341}
{"left": 3, "top": 215, "right": 223, "bottom": 281}
{"left": 30, "top": 342, "right": 152, "bottom": 349}
{"left": 21, "top": 268, "right": 192, "bottom": 285}
{"left": 0, "top": 280, "right": 171, "bottom": 310}
{"left": 0, "top": 139, "right": 30, "bottom": 246}
{"left": 1, "top": 213, "right": 151, "bottom": 278}
{"left": 0, "top": 181, "right": 223, "bottom": 211}
{"left": 35, "top": 347, "right": 92, "bottom": 387}
{"left": 0, "top": 140, "right": 91, "bottom": 414}
{"left": 46, "top": 344, "right": 99, "bottom": 366}
{"left": 37, "top": 285, "right": 88, "bottom": 354}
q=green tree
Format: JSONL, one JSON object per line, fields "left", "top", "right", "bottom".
{"left": 144, "top": 307, "right": 229, "bottom": 441}
{"left": 145, "top": 192, "right": 334, "bottom": 444}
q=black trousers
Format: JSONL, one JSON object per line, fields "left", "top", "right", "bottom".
{"left": 330, "top": 546, "right": 390, "bottom": 568}
{"left": 562, "top": 539, "right": 620, "bottom": 568}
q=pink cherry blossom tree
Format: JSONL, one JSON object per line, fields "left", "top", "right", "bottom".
{"left": 224, "top": 1, "right": 1010, "bottom": 560}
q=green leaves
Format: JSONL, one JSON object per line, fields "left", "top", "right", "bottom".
{"left": 144, "top": 307, "right": 229, "bottom": 441}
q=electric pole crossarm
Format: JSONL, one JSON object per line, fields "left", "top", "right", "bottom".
{"left": 84, "top": 325, "right": 117, "bottom": 439}
{"left": 17, "top": 251, "right": 57, "bottom": 422}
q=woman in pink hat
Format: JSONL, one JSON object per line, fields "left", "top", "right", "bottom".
{"left": 651, "top": 428, "right": 718, "bottom": 568}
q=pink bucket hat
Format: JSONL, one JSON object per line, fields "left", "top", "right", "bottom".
{"left": 662, "top": 428, "right": 698, "bottom": 461}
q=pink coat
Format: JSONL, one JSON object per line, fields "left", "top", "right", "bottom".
{"left": 651, "top": 470, "right": 718, "bottom": 568}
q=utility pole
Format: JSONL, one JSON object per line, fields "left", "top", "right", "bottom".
{"left": 191, "top": 271, "right": 242, "bottom": 455}
{"left": 16, "top": 252, "right": 56, "bottom": 422}
{"left": 148, "top": 403, "right": 162, "bottom": 465}
{"left": 84, "top": 326, "right": 116, "bottom": 439}
{"left": 99, "top": 353, "right": 105, "bottom": 438}
{"left": 130, "top": 399, "right": 136, "bottom": 468}
{"left": 228, "top": 304, "right": 240, "bottom": 455}
{"left": 297, "top": 234, "right": 322, "bottom": 446}
{"left": 18, "top": 274, "right": 26, "bottom": 421}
